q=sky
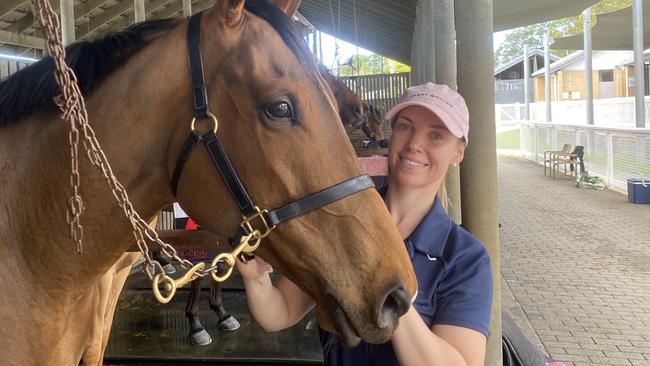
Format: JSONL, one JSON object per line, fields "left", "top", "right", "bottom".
{"left": 311, "top": 30, "right": 511, "bottom": 69}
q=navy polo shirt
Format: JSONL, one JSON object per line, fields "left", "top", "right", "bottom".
{"left": 319, "top": 196, "right": 493, "bottom": 366}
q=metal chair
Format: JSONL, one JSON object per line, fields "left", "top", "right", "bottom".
{"left": 552, "top": 145, "right": 582, "bottom": 179}
{"left": 544, "top": 144, "right": 573, "bottom": 176}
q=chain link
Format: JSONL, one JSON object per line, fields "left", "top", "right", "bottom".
{"left": 29, "top": 0, "right": 264, "bottom": 303}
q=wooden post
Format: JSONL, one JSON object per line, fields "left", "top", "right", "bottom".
{"left": 455, "top": 0, "right": 501, "bottom": 365}
{"left": 134, "top": 0, "right": 145, "bottom": 23}
{"left": 60, "top": 0, "right": 75, "bottom": 46}
{"left": 433, "top": 0, "right": 462, "bottom": 224}
{"left": 410, "top": 0, "right": 435, "bottom": 84}
{"left": 182, "top": 0, "right": 192, "bottom": 17}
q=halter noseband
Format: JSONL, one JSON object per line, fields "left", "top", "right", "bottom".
{"left": 171, "top": 13, "right": 374, "bottom": 251}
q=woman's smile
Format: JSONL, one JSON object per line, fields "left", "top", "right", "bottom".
{"left": 399, "top": 155, "right": 429, "bottom": 169}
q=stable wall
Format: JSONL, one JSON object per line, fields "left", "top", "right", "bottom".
{"left": 534, "top": 69, "right": 630, "bottom": 101}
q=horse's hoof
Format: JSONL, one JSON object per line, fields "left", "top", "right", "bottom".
{"left": 189, "top": 329, "right": 212, "bottom": 345}
{"left": 162, "top": 263, "right": 176, "bottom": 274}
{"left": 218, "top": 316, "right": 240, "bottom": 331}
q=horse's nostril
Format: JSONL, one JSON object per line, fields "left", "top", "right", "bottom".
{"left": 377, "top": 285, "right": 411, "bottom": 329}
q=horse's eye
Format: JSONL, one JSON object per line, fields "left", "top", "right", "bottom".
{"left": 265, "top": 101, "right": 293, "bottom": 120}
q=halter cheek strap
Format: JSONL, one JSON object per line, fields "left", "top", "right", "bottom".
{"left": 172, "top": 12, "right": 374, "bottom": 245}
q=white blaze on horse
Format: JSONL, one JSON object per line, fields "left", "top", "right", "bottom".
{"left": 0, "top": 0, "right": 416, "bottom": 364}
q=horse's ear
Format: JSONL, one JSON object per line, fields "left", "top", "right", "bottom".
{"left": 212, "top": 0, "right": 245, "bottom": 28}
{"left": 269, "top": 0, "right": 302, "bottom": 16}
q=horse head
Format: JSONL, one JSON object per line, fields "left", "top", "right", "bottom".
{"left": 361, "top": 103, "right": 387, "bottom": 141}
{"left": 166, "top": 0, "right": 415, "bottom": 345}
{"left": 319, "top": 64, "right": 364, "bottom": 133}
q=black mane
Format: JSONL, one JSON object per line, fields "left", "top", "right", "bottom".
{"left": 0, "top": 0, "right": 316, "bottom": 127}
{"left": 0, "top": 18, "right": 180, "bottom": 126}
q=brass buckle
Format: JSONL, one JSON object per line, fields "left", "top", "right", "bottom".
{"left": 190, "top": 111, "right": 218, "bottom": 134}
{"left": 241, "top": 206, "right": 275, "bottom": 239}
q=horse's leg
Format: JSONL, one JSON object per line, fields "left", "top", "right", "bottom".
{"left": 209, "top": 281, "right": 240, "bottom": 331}
{"left": 186, "top": 276, "right": 212, "bottom": 345}
{"left": 81, "top": 252, "right": 142, "bottom": 366}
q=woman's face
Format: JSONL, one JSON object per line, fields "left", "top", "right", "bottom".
{"left": 388, "top": 106, "right": 465, "bottom": 189}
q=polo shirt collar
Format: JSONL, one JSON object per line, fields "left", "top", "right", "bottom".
{"left": 406, "top": 196, "right": 452, "bottom": 258}
{"left": 379, "top": 185, "right": 452, "bottom": 258}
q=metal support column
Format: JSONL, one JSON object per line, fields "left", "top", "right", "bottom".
{"left": 633, "top": 0, "right": 646, "bottom": 128}
{"left": 182, "top": 0, "right": 192, "bottom": 17}
{"left": 544, "top": 33, "right": 552, "bottom": 121}
{"left": 583, "top": 8, "right": 594, "bottom": 125}
{"left": 60, "top": 0, "right": 75, "bottom": 46}
{"left": 134, "top": 0, "right": 146, "bottom": 23}
{"left": 523, "top": 44, "right": 530, "bottom": 120}
{"left": 455, "top": 0, "right": 501, "bottom": 365}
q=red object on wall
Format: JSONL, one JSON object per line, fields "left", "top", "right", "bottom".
{"left": 185, "top": 217, "right": 199, "bottom": 230}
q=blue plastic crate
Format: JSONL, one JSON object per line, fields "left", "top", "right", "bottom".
{"left": 627, "top": 178, "right": 650, "bottom": 204}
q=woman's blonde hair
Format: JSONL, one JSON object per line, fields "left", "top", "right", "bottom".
{"left": 438, "top": 180, "right": 449, "bottom": 212}
{"left": 438, "top": 137, "right": 465, "bottom": 213}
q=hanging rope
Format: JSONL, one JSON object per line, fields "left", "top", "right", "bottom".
{"left": 328, "top": 0, "right": 342, "bottom": 72}
{"left": 353, "top": 0, "right": 359, "bottom": 77}
{"left": 28, "top": 0, "right": 221, "bottom": 303}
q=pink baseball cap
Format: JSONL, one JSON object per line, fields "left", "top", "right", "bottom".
{"left": 385, "top": 82, "right": 469, "bottom": 142}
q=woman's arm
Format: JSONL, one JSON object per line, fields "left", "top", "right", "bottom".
{"left": 236, "top": 257, "right": 314, "bottom": 332}
{"left": 391, "top": 306, "right": 487, "bottom": 366}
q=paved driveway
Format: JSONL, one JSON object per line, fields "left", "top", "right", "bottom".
{"left": 499, "top": 157, "right": 650, "bottom": 366}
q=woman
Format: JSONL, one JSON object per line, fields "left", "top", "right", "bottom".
{"left": 237, "top": 82, "right": 493, "bottom": 366}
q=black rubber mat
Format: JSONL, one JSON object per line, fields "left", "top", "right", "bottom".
{"left": 104, "top": 270, "right": 323, "bottom": 365}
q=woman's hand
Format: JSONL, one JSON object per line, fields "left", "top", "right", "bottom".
{"left": 236, "top": 255, "right": 271, "bottom": 281}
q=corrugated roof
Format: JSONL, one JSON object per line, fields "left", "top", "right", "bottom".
{"left": 619, "top": 49, "right": 650, "bottom": 66}
{"left": 299, "top": 0, "right": 599, "bottom": 64}
{"left": 494, "top": 49, "right": 560, "bottom": 75}
{"left": 0, "top": 0, "right": 600, "bottom": 63}
{"left": 531, "top": 51, "right": 584, "bottom": 76}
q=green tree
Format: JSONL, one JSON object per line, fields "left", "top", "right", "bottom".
{"left": 336, "top": 54, "right": 411, "bottom": 76}
{"left": 494, "top": 0, "right": 631, "bottom": 68}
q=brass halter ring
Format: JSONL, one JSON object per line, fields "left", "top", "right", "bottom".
{"left": 190, "top": 111, "right": 219, "bottom": 134}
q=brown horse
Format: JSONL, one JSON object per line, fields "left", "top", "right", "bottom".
{"left": 361, "top": 102, "right": 387, "bottom": 142}
{"left": 319, "top": 64, "right": 364, "bottom": 133}
{"left": 0, "top": 0, "right": 416, "bottom": 365}
{"left": 83, "top": 47, "right": 381, "bottom": 359}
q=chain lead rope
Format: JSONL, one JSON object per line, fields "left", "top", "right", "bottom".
{"left": 29, "top": 0, "right": 247, "bottom": 304}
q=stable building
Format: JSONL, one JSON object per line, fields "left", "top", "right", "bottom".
{"left": 532, "top": 50, "right": 641, "bottom": 101}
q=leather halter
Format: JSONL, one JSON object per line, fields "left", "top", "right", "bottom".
{"left": 171, "top": 13, "right": 374, "bottom": 244}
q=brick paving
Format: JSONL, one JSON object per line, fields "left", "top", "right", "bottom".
{"left": 498, "top": 157, "right": 650, "bottom": 366}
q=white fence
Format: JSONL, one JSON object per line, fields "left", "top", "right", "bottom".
{"left": 497, "top": 97, "right": 650, "bottom": 128}
{"left": 520, "top": 122, "right": 650, "bottom": 192}
{"left": 0, "top": 54, "right": 36, "bottom": 80}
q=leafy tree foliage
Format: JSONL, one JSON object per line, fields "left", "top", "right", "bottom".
{"left": 336, "top": 54, "right": 411, "bottom": 76}
{"left": 494, "top": 0, "right": 631, "bottom": 67}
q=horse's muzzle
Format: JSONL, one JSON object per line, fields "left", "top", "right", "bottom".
{"left": 377, "top": 284, "right": 411, "bottom": 329}
{"left": 324, "top": 283, "right": 411, "bottom": 346}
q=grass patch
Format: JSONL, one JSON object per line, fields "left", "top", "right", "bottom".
{"left": 496, "top": 129, "right": 520, "bottom": 150}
